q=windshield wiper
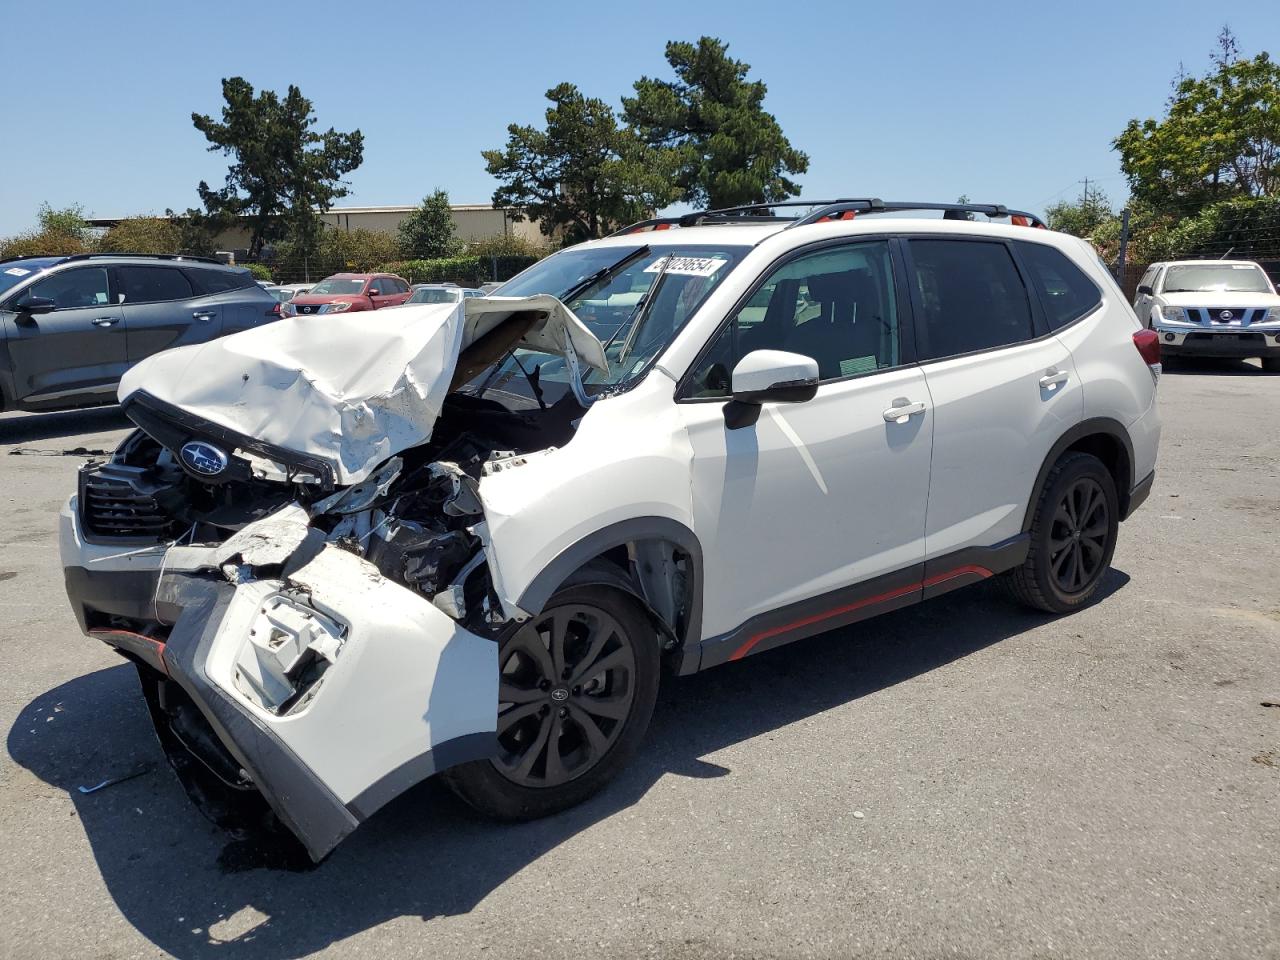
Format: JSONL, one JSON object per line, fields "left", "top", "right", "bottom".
{"left": 615, "top": 255, "right": 672, "bottom": 364}
{"left": 560, "top": 245, "right": 651, "bottom": 303}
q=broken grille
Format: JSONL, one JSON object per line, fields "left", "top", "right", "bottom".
{"left": 79, "top": 464, "right": 183, "bottom": 542}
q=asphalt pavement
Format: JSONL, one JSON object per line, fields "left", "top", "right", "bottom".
{"left": 1, "top": 358, "right": 1277, "bottom": 960}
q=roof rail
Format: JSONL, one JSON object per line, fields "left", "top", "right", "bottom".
{"left": 0, "top": 252, "right": 229, "bottom": 266}
{"left": 58, "top": 252, "right": 227, "bottom": 265}
{"left": 789, "top": 200, "right": 1045, "bottom": 229}
{"left": 607, "top": 198, "right": 1047, "bottom": 237}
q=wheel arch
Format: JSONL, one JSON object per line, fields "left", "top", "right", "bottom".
{"left": 1023, "top": 418, "right": 1135, "bottom": 531}
{"left": 514, "top": 516, "right": 704, "bottom": 671}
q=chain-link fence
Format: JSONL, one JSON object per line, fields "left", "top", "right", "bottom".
{"left": 1109, "top": 196, "right": 1280, "bottom": 299}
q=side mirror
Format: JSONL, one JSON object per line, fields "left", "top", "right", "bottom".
{"left": 1136, "top": 284, "right": 1153, "bottom": 296}
{"left": 15, "top": 295, "right": 56, "bottom": 316}
{"left": 730, "top": 349, "right": 820, "bottom": 404}
{"left": 723, "top": 350, "right": 819, "bottom": 429}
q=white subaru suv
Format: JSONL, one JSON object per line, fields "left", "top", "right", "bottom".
{"left": 59, "top": 199, "right": 1162, "bottom": 860}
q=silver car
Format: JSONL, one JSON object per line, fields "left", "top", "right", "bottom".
{"left": 1134, "top": 259, "right": 1280, "bottom": 371}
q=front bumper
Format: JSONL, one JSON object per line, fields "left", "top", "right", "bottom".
{"left": 1154, "top": 325, "right": 1280, "bottom": 358}
{"left": 60, "top": 496, "right": 171, "bottom": 634}
{"left": 60, "top": 498, "right": 499, "bottom": 861}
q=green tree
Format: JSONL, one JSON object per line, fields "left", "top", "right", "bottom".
{"left": 274, "top": 227, "right": 399, "bottom": 280}
{"left": 1045, "top": 184, "right": 1118, "bottom": 238}
{"left": 97, "top": 216, "right": 183, "bottom": 254}
{"left": 483, "top": 83, "right": 680, "bottom": 243}
{"left": 623, "top": 37, "right": 808, "bottom": 209}
{"left": 1114, "top": 32, "right": 1280, "bottom": 215}
{"left": 0, "top": 203, "right": 92, "bottom": 257}
{"left": 191, "top": 77, "right": 364, "bottom": 257}
{"left": 397, "top": 189, "right": 461, "bottom": 259}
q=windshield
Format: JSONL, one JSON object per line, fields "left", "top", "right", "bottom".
{"left": 0, "top": 258, "right": 63, "bottom": 298}
{"left": 309, "top": 278, "right": 366, "bottom": 295}
{"left": 472, "top": 243, "right": 747, "bottom": 402}
{"left": 1162, "top": 264, "right": 1272, "bottom": 294}
{"left": 408, "top": 287, "right": 461, "bottom": 304}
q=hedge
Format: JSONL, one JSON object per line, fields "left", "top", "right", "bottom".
{"left": 244, "top": 263, "right": 274, "bottom": 282}
{"left": 378, "top": 254, "right": 539, "bottom": 286}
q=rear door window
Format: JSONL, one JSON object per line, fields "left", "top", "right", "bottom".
{"left": 119, "top": 266, "right": 193, "bottom": 304}
{"left": 1016, "top": 241, "right": 1101, "bottom": 330}
{"left": 906, "top": 239, "right": 1035, "bottom": 360}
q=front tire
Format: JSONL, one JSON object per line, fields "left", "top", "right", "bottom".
{"left": 443, "top": 583, "right": 659, "bottom": 820}
{"left": 1002, "top": 452, "right": 1119, "bottom": 614}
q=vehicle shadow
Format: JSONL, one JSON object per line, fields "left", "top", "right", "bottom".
{"left": 1161, "top": 356, "right": 1266, "bottom": 376}
{"left": 8, "top": 570, "right": 1129, "bottom": 959}
{"left": 0, "top": 405, "right": 130, "bottom": 445}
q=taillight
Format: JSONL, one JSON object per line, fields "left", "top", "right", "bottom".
{"left": 1133, "top": 328, "right": 1160, "bottom": 366}
{"left": 268, "top": 302, "right": 281, "bottom": 317}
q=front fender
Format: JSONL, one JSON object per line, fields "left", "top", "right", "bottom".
{"left": 476, "top": 376, "right": 698, "bottom": 626}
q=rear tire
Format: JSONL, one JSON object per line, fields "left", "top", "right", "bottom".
{"left": 1002, "top": 452, "right": 1119, "bottom": 614}
{"left": 1262, "top": 357, "right": 1280, "bottom": 373}
{"left": 443, "top": 583, "right": 659, "bottom": 821}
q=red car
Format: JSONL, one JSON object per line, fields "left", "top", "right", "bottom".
{"left": 284, "top": 273, "right": 411, "bottom": 316}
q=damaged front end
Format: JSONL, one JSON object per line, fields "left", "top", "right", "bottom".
{"left": 62, "top": 296, "right": 605, "bottom": 859}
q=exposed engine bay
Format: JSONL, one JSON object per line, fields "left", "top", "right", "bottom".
{"left": 63, "top": 295, "right": 620, "bottom": 859}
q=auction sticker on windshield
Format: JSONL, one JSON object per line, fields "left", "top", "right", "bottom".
{"left": 4, "top": 268, "right": 31, "bottom": 277}
{"left": 644, "top": 256, "right": 728, "bottom": 278}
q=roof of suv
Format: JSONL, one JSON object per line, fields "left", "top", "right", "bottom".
{"left": 585, "top": 198, "right": 1055, "bottom": 252}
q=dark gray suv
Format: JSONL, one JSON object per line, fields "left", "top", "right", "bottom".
{"left": 0, "top": 253, "right": 280, "bottom": 413}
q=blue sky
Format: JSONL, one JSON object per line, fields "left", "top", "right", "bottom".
{"left": 3, "top": 0, "right": 1275, "bottom": 233}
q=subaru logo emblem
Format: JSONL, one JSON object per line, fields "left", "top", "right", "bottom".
{"left": 180, "top": 441, "right": 229, "bottom": 477}
{"left": 1219, "top": 310, "right": 1232, "bottom": 321}
{"left": 550, "top": 687, "right": 569, "bottom": 702}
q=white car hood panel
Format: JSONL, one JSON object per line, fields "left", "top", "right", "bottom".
{"left": 1159, "top": 290, "right": 1280, "bottom": 308}
{"left": 117, "top": 295, "right": 606, "bottom": 486}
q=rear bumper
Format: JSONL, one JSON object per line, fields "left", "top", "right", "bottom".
{"left": 1154, "top": 327, "right": 1280, "bottom": 358}
{"left": 1123, "top": 470, "right": 1154, "bottom": 521}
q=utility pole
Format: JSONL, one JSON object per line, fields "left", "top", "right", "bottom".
{"left": 1116, "top": 208, "right": 1130, "bottom": 284}
{"left": 1079, "top": 177, "right": 1090, "bottom": 202}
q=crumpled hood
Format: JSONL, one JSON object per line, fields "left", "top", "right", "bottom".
{"left": 118, "top": 295, "right": 607, "bottom": 486}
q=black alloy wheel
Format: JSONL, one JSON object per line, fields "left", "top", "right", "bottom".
{"left": 1048, "top": 477, "right": 1110, "bottom": 594}
{"left": 442, "top": 582, "right": 659, "bottom": 820}
{"left": 494, "top": 603, "right": 637, "bottom": 788}
{"left": 1002, "top": 451, "right": 1119, "bottom": 614}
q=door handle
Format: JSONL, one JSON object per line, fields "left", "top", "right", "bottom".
{"left": 91, "top": 317, "right": 119, "bottom": 327}
{"left": 882, "top": 398, "right": 926, "bottom": 423}
{"left": 1039, "top": 369, "right": 1069, "bottom": 391}
{"left": 192, "top": 311, "right": 216, "bottom": 322}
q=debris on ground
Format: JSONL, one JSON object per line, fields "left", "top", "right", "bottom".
{"left": 77, "top": 764, "right": 154, "bottom": 794}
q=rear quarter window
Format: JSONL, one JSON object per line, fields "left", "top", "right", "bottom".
{"left": 185, "top": 266, "right": 256, "bottom": 295}
{"left": 1016, "top": 242, "right": 1102, "bottom": 330}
